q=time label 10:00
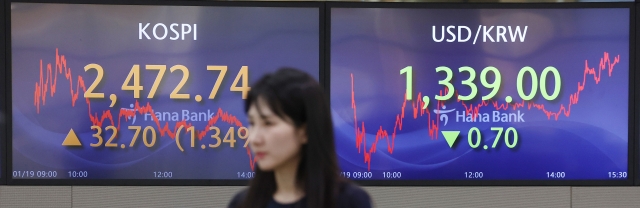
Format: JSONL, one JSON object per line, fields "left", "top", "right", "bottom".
{"left": 87, "top": 125, "right": 248, "bottom": 152}
{"left": 83, "top": 64, "right": 250, "bottom": 100}
{"left": 400, "top": 65, "right": 561, "bottom": 104}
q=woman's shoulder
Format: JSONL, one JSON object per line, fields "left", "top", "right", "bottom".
{"left": 336, "top": 180, "right": 373, "bottom": 208}
{"left": 228, "top": 188, "right": 248, "bottom": 208}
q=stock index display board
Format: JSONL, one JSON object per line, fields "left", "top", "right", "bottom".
{"left": 10, "top": 2, "right": 319, "bottom": 181}
{"left": 330, "top": 5, "right": 631, "bottom": 182}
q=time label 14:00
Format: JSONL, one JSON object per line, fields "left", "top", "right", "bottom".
{"left": 83, "top": 64, "right": 251, "bottom": 100}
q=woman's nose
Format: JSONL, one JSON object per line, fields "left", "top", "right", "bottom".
{"left": 248, "top": 128, "right": 264, "bottom": 146}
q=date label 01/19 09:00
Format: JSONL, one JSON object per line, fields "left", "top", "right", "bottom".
{"left": 12, "top": 171, "right": 59, "bottom": 178}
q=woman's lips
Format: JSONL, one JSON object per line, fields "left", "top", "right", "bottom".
{"left": 255, "top": 152, "right": 266, "bottom": 161}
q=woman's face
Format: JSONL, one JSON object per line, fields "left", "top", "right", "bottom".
{"left": 247, "top": 99, "right": 307, "bottom": 171}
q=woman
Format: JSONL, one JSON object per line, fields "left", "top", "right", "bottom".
{"left": 228, "top": 67, "right": 372, "bottom": 208}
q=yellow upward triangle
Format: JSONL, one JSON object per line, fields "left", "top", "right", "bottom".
{"left": 62, "top": 129, "right": 82, "bottom": 146}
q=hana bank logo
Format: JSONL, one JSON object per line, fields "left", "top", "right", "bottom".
{"left": 121, "top": 104, "right": 138, "bottom": 124}
{"left": 433, "top": 105, "right": 455, "bottom": 126}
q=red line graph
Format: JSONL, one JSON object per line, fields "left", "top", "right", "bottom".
{"left": 351, "top": 52, "right": 620, "bottom": 171}
{"left": 33, "top": 48, "right": 255, "bottom": 171}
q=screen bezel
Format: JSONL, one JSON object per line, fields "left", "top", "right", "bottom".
{"left": 0, "top": 0, "right": 5, "bottom": 185}
{"left": 5, "top": 0, "right": 325, "bottom": 186}
{"left": 635, "top": 2, "right": 640, "bottom": 186}
{"left": 325, "top": 1, "right": 636, "bottom": 186}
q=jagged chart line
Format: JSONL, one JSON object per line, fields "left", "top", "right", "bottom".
{"left": 351, "top": 52, "right": 619, "bottom": 171}
{"left": 32, "top": 48, "right": 255, "bottom": 171}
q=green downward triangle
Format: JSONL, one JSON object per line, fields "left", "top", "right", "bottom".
{"left": 442, "top": 131, "right": 460, "bottom": 148}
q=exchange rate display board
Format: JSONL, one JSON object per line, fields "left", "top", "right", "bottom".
{"left": 330, "top": 5, "right": 631, "bottom": 183}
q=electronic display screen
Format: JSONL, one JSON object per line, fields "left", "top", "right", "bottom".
{"left": 331, "top": 6, "right": 630, "bottom": 181}
{"left": 11, "top": 2, "right": 319, "bottom": 180}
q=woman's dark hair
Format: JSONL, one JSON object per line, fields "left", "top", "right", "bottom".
{"left": 238, "top": 67, "right": 342, "bottom": 208}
